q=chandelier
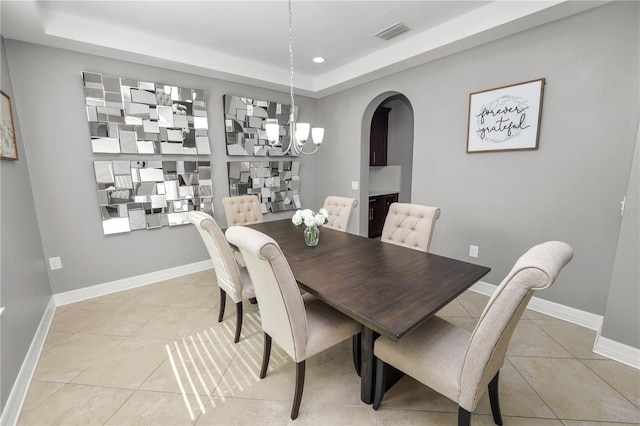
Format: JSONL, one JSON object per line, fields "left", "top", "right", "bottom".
{"left": 265, "top": 0, "right": 324, "bottom": 155}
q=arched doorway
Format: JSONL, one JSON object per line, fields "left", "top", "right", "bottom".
{"left": 359, "top": 92, "right": 414, "bottom": 237}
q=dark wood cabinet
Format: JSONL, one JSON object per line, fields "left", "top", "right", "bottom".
{"left": 368, "top": 197, "right": 384, "bottom": 238}
{"left": 368, "top": 193, "right": 398, "bottom": 238}
{"left": 370, "top": 106, "right": 391, "bottom": 166}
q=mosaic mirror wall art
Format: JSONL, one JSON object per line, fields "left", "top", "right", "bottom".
{"left": 94, "top": 160, "right": 213, "bottom": 235}
{"left": 82, "top": 71, "right": 210, "bottom": 155}
{"left": 223, "top": 95, "right": 298, "bottom": 156}
{"left": 228, "top": 161, "right": 301, "bottom": 213}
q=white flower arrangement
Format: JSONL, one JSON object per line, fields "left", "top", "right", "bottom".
{"left": 292, "top": 208, "right": 329, "bottom": 229}
{"left": 172, "top": 103, "right": 188, "bottom": 115}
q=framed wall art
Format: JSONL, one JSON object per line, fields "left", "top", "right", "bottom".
{"left": 227, "top": 160, "right": 301, "bottom": 213}
{"left": 1, "top": 90, "right": 18, "bottom": 160}
{"left": 223, "top": 94, "right": 298, "bottom": 156}
{"left": 93, "top": 160, "right": 213, "bottom": 235}
{"left": 82, "top": 71, "right": 210, "bottom": 155}
{"left": 467, "top": 78, "right": 545, "bottom": 153}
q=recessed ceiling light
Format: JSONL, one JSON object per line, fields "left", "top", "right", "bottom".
{"left": 312, "top": 57, "right": 325, "bottom": 64}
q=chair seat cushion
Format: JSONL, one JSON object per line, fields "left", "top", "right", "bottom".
{"left": 374, "top": 316, "right": 470, "bottom": 404}
{"left": 303, "top": 293, "right": 362, "bottom": 359}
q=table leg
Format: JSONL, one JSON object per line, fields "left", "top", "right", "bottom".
{"left": 352, "top": 334, "right": 361, "bottom": 377}
{"left": 360, "top": 327, "right": 405, "bottom": 404}
{"left": 360, "top": 327, "right": 377, "bottom": 404}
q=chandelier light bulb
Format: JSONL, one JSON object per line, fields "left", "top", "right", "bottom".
{"left": 296, "top": 122, "right": 310, "bottom": 143}
{"left": 312, "top": 127, "right": 324, "bottom": 145}
{"left": 265, "top": 119, "right": 280, "bottom": 144}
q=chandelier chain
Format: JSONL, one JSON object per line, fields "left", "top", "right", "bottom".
{"left": 288, "top": 0, "right": 295, "bottom": 121}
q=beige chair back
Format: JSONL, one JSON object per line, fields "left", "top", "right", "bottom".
{"left": 322, "top": 196, "right": 357, "bottom": 232}
{"left": 223, "top": 195, "right": 264, "bottom": 226}
{"left": 381, "top": 203, "right": 441, "bottom": 252}
{"left": 226, "top": 226, "right": 308, "bottom": 362}
{"left": 186, "top": 211, "right": 244, "bottom": 302}
{"left": 459, "top": 241, "right": 573, "bottom": 410}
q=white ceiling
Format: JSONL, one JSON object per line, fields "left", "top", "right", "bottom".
{"left": 1, "top": 1, "right": 608, "bottom": 98}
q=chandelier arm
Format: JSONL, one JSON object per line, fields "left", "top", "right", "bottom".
{"left": 269, "top": 140, "right": 293, "bottom": 156}
{"left": 298, "top": 143, "right": 320, "bottom": 155}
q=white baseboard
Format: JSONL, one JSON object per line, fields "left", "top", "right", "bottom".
{"left": 593, "top": 335, "right": 640, "bottom": 370}
{"left": 53, "top": 259, "right": 213, "bottom": 306}
{"left": 470, "top": 281, "right": 640, "bottom": 370}
{"left": 470, "top": 280, "right": 604, "bottom": 330}
{"left": 0, "top": 298, "right": 56, "bottom": 426}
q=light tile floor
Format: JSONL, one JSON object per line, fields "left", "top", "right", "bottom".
{"left": 18, "top": 269, "right": 640, "bottom": 425}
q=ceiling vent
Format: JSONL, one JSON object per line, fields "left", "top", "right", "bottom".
{"left": 374, "top": 22, "right": 410, "bottom": 41}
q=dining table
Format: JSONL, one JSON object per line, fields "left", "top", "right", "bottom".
{"left": 244, "top": 219, "right": 490, "bottom": 404}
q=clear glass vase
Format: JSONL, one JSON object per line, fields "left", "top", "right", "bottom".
{"left": 304, "top": 226, "right": 320, "bottom": 247}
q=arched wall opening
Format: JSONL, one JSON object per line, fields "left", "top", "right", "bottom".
{"left": 359, "top": 92, "right": 414, "bottom": 236}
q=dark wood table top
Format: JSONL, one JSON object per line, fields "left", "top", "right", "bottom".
{"left": 246, "top": 220, "right": 491, "bottom": 340}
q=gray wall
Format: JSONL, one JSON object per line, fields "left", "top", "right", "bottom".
{"left": 0, "top": 37, "right": 52, "bottom": 411}
{"left": 601, "top": 125, "right": 639, "bottom": 348}
{"left": 4, "top": 40, "right": 319, "bottom": 295}
{"left": 317, "top": 1, "right": 639, "bottom": 329}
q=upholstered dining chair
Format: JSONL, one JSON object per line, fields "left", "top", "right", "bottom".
{"left": 222, "top": 195, "right": 264, "bottom": 267}
{"left": 222, "top": 194, "right": 264, "bottom": 226}
{"left": 353, "top": 202, "right": 442, "bottom": 375}
{"left": 380, "top": 202, "right": 441, "bottom": 252}
{"left": 372, "top": 241, "right": 574, "bottom": 426}
{"left": 322, "top": 196, "right": 357, "bottom": 232}
{"left": 225, "top": 225, "right": 362, "bottom": 420}
{"left": 186, "top": 211, "right": 256, "bottom": 343}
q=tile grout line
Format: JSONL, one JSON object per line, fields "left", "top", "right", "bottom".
{"left": 505, "top": 354, "right": 563, "bottom": 423}
{"left": 576, "top": 357, "right": 640, "bottom": 412}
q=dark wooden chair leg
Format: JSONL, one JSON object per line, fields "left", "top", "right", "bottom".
{"left": 259, "top": 333, "right": 272, "bottom": 379}
{"left": 291, "top": 360, "right": 306, "bottom": 420}
{"left": 458, "top": 406, "right": 471, "bottom": 426}
{"left": 352, "top": 333, "right": 362, "bottom": 377}
{"left": 234, "top": 302, "right": 243, "bottom": 343}
{"left": 217, "top": 288, "right": 226, "bottom": 322}
{"left": 372, "top": 357, "right": 387, "bottom": 410}
{"left": 488, "top": 371, "right": 503, "bottom": 425}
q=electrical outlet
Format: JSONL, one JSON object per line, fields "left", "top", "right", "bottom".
{"left": 49, "top": 256, "right": 63, "bottom": 270}
{"left": 469, "top": 245, "right": 479, "bottom": 258}
{"left": 351, "top": 181, "right": 359, "bottom": 190}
